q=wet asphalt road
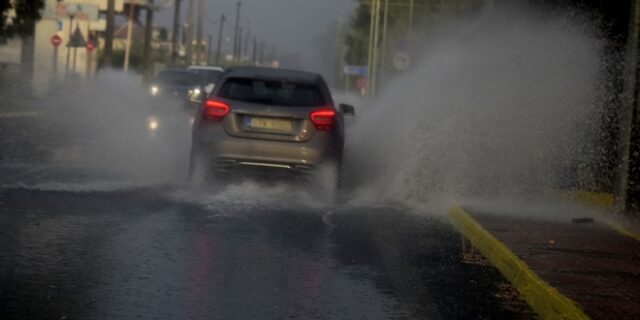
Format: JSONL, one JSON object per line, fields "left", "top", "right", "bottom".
{"left": 0, "top": 73, "right": 530, "bottom": 319}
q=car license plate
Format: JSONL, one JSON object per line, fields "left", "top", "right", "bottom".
{"left": 247, "top": 117, "right": 293, "bottom": 131}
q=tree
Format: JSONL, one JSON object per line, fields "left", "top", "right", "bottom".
{"left": 0, "top": 0, "right": 11, "bottom": 43}
{"left": 13, "top": 0, "right": 44, "bottom": 75}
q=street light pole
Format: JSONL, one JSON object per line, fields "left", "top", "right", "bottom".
{"left": 233, "top": 1, "right": 241, "bottom": 59}
{"left": 215, "top": 14, "right": 225, "bottom": 65}
{"left": 370, "top": 0, "right": 381, "bottom": 96}
{"left": 380, "top": 0, "right": 389, "bottom": 81}
{"left": 195, "top": 0, "right": 204, "bottom": 64}
{"left": 143, "top": 0, "right": 154, "bottom": 78}
{"left": 104, "top": 0, "right": 116, "bottom": 67}
{"left": 366, "top": 0, "right": 376, "bottom": 97}
{"left": 185, "top": 0, "right": 195, "bottom": 65}
{"left": 124, "top": 0, "right": 137, "bottom": 72}
{"left": 171, "top": 0, "right": 182, "bottom": 64}
{"left": 65, "top": 14, "right": 75, "bottom": 75}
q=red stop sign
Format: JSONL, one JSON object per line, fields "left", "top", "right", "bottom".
{"left": 86, "top": 40, "right": 95, "bottom": 52}
{"left": 51, "top": 34, "right": 62, "bottom": 47}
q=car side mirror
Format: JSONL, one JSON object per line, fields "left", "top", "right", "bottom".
{"left": 339, "top": 103, "right": 356, "bottom": 116}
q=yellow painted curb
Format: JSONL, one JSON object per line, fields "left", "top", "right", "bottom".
{"left": 562, "top": 191, "right": 640, "bottom": 241}
{"left": 449, "top": 206, "right": 590, "bottom": 320}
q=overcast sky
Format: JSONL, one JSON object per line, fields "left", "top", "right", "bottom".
{"left": 156, "top": 0, "right": 356, "bottom": 67}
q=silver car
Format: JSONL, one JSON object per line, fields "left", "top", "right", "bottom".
{"left": 189, "top": 67, "right": 354, "bottom": 186}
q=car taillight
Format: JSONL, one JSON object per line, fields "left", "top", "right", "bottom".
{"left": 310, "top": 108, "right": 337, "bottom": 131}
{"left": 203, "top": 99, "right": 230, "bottom": 121}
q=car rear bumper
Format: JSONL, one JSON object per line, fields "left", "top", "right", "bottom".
{"left": 192, "top": 127, "right": 341, "bottom": 171}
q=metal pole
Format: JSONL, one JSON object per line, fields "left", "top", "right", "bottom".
{"left": 616, "top": 0, "right": 640, "bottom": 213}
{"left": 51, "top": 46, "right": 58, "bottom": 83}
{"left": 252, "top": 37, "right": 257, "bottom": 64}
{"left": 380, "top": 0, "right": 389, "bottom": 81}
{"left": 215, "top": 14, "right": 225, "bottom": 65}
{"left": 408, "top": 0, "right": 414, "bottom": 39}
{"left": 72, "top": 23, "right": 78, "bottom": 72}
{"left": 238, "top": 27, "right": 243, "bottom": 60}
{"left": 65, "top": 15, "right": 74, "bottom": 75}
{"left": 171, "top": 0, "right": 181, "bottom": 63}
{"left": 143, "top": 0, "right": 154, "bottom": 78}
{"left": 233, "top": 1, "right": 241, "bottom": 59}
{"left": 243, "top": 29, "right": 250, "bottom": 58}
{"left": 366, "top": 0, "right": 376, "bottom": 97}
{"left": 185, "top": 0, "right": 195, "bottom": 65}
{"left": 371, "top": 0, "right": 381, "bottom": 96}
{"left": 124, "top": 0, "right": 136, "bottom": 72}
{"left": 207, "top": 34, "right": 212, "bottom": 64}
{"left": 195, "top": 0, "right": 204, "bottom": 64}
{"left": 104, "top": 0, "right": 115, "bottom": 67}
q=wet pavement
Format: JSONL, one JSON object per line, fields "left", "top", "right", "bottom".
{"left": 0, "top": 187, "right": 529, "bottom": 320}
{"left": 0, "top": 75, "right": 532, "bottom": 319}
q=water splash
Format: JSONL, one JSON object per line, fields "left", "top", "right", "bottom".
{"left": 344, "top": 5, "right": 607, "bottom": 208}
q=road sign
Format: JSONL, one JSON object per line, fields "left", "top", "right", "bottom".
{"left": 67, "top": 25, "right": 87, "bottom": 48}
{"left": 356, "top": 77, "right": 367, "bottom": 91}
{"left": 344, "top": 65, "right": 368, "bottom": 76}
{"left": 392, "top": 51, "right": 411, "bottom": 71}
{"left": 86, "top": 40, "right": 95, "bottom": 52}
{"left": 51, "top": 34, "right": 63, "bottom": 47}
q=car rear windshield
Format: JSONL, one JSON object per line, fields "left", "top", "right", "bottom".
{"left": 218, "top": 77, "right": 325, "bottom": 107}
{"left": 157, "top": 71, "right": 200, "bottom": 86}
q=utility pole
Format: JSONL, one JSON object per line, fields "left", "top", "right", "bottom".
{"left": 617, "top": 0, "right": 640, "bottom": 214}
{"left": 143, "top": 0, "right": 154, "bottom": 78}
{"left": 408, "top": 0, "right": 414, "bottom": 40}
{"left": 237, "top": 27, "right": 243, "bottom": 60}
{"left": 195, "top": 0, "right": 204, "bottom": 64}
{"left": 171, "top": 0, "right": 182, "bottom": 64}
{"left": 380, "top": 0, "right": 389, "bottom": 81}
{"left": 252, "top": 37, "right": 257, "bottom": 64}
{"left": 233, "top": 1, "right": 241, "bottom": 59}
{"left": 370, "top": 0, "right": 381, "bottom": 97}
{"left": 366, "top": 0, "right": 377, "bottom": 97}
{"left": 185, "top": 0, "right": 195, "bottom": 65}
{"left": 104, "top": 0, "right": 116, "bottom": 67}
{"left": 215, "top": 14, "right": 225, "bottom": 65}
{"left": 243, "top": 29, "right": 250, "bottom": 58}
{"left": 124, "top": 0, "right": 136, "bottom": 72}
{"left": 207, "top": 34, "right": 212, "bottom": 64}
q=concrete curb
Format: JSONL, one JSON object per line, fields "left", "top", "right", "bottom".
{"left": 448, "top": 206, "right": 590, "bottom": 320}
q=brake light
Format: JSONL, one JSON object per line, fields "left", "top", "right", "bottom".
{"left": 203, "top": 99, "right": 230, "bottom": 121}
{"left": 310, "top": 108, "right": 337, "bottom": 131}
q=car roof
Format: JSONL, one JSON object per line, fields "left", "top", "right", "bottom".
{"left": 159, "top": 69, "right": 197, "bottom": 75}
{"left": 188, "top": 65, "right": 224, "bottom": 72}
{"left": 223, "top": 67, "right": 322, "bottom": 84}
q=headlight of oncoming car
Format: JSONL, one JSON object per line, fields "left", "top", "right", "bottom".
{"left": 148, "top": 116, "right": 159, "bottom": 131}
{"left": 188, "top": 87, "right": 203, "bottom": 102}
{"left": 150, "top": 85, "right": 160, "bottom": 96}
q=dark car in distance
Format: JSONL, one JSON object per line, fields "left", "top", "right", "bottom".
{"left": 149, "top": 69, "right": 204, "bottom": 104}
{"left": 189, "top": 67, "right": 355, "bottom": 188}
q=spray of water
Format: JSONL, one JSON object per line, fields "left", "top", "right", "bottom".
{"left": 344, "top": 5, "right": 607, "bottom": 210}
{"left": 4, "top": 5, "right": 609, "bottom": 217}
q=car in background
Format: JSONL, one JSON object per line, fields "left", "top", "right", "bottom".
{"left": 187, "top": 65, "right": 224, "bottom": 96}
{"left": 149, "top": 69, "right": 204, "bottom": 105}
{"left": 189, "top": 67, "right": 355, "bottom": 189}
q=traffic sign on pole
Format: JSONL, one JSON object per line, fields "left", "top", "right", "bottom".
{"left": 344, "top": 65, "right": 368, "bottom": 76}
{"left": 392, "top": 51, "right": 411, "bottom": 71}
{"left": 86, "top": 40, "right": 95, "bottom": 52}
{"left": 51, "top": 34, "right": 63, "bottom": 47}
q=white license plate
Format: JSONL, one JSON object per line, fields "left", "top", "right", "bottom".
{"left": 247, "top": 117, "right": 293, "bottom": 131}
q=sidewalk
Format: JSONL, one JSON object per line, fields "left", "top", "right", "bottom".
{"left": 449, "top": 198, "right": 640, "bottom": 320}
